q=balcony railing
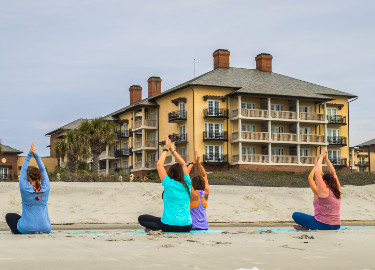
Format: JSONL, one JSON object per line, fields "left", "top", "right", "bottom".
{"left": 300, "top": 112, "right": 325, "bottom": 121}
{"left": 330, "top": 158, "right": 347, "bottom": 167}
{"left": 116, "top": 130, "right": 130, "bottom": 138}
{"left": 355, "top": 161, "right": 369, "bottom": 167}
{"left": 168, "top": 110, "right": 187, "bottom": 122}
{"left": 327, "top": 115, "right": 346, "bottom": 125}
{"left": 271, "top": 133, "right": 297, "bottom": 142}
{"left": 203, "top": 154, "right": 228, "bottom": 164}
{"left": 145, "top": 140, "right": 157, "bottom": 148}
{"left": 327, "top": 136, "right": 347, "bottom": 146}
{"left": 270, "top": 110, "right": 297, "bottom": 120}
{"left": 165, "top": 155, "right": 173, "bottom": 164}
{"left": 134, "top": 141, "right": 142, "bottom": 149}
{"left": 232, "top": 109, "right": 269, "bottom": 119}
{"left": 145, "top": 161, "right": 157, "bottom": 169}
{"left": 272, "top": 155, "right": 298, "bottom": 163}
{"left": 203, "top": 131, "right": 228, "bottom": 141}
{"left": 232, "top": 132, "right": 269, "bottom": 141}
{"left": 115, "top": 148, "right": 132, "bottom": 157}
{"left": 170, "top": 133, "right": 188, "bottom": 144}
{"left": 134, "top": 162, "right": 142, "bottom": 169}
{"left": 203, "top": 108, "right": 229, "bottom": 118}
{"left": 233, "top": 154, "right": 269, "bottom": 163}
{"left": 300, "top": 134, "right": 325, "bottom": 143}
{"left": 134, "top": 119, "right": 157, "bottom": 129}
{"left": 300, "top": 156, "right": 316, "bottom": 164}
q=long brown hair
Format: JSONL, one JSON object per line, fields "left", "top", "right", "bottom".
{"left": 28, "top": 167, "right": 41, "bottom": 190}
{"left": 323, "top": 173, "right": 341, "bottom": 199}
{"left": 192, "top": 175, "right": 205, "bottom": 191}
{"left": 167, "top": 163, "right": 190, "bottom": 196}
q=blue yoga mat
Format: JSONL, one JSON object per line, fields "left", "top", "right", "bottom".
{"left": 256, "top": 227, "right": 375, "bottom": 232}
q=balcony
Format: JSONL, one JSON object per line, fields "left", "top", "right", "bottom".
{"left": 355, "top": 161, "right": 369, "bottom": 167}
{"left": 232, "top": 131, "right": 269, "bottom": 142}
{"left": 203, "top": 154, "right": 228, "bottom": 164}
{"left": 134, "top": 141, "right": 142, "bottom": 150}
{"left": 203, "top": 108, "right": 229, "bottom": 119}
{"left": 300, "top": 156, "right": 316, "bottom": 164}
{"left": 270, "top": 110, "right": 297, "bottom": 120}
{"left": 145, "top": 161, "right": 157, "bottom": 169}
{"left": 168, "top": 110, "right": 187, "bottom": 122}
{"left": 170, "top": 133, "right": 188, "bottom": 144}
{"left": 115, "top": 148, "right": 132, "bottom": 158}
{"left": 231, "top": 109, "right": 268, "bottom": 119}
{"left": 271, "top": 133, "right": 297, "bottom": 142}
{"left": 165, "top": 155, "right": 173, "bottom": 164}
{"left": 272, "top": 155, "right": 298, "bottom": 164}
{"left": 331, "top": 158, "right": 347, "bottom": 167}
{"left": 133, "top": 140, "right": 157, "bottom": 151}
{"left": 115, "top": 130, "right": 130, "bottom": 139}
{"left": 145, "top": 140, "right": 157, "bottom": 148}
{"left": 327, "top": 115, "right": 347, "bottom": 125}
{"left": 99, "top": 150, "right": 117, "bottom": 160}
{"left": 203, "top": 131, "right": 228, "bottom": 141}
{"left": 300, "top": 112, "right": 325, "bottom": 122}
{"left": 232, "top": 154, "right": 269, "bottom": 163}
{"left": 300, "top": 134, "right": 325, "bottom": 143}
{"left": 327, "top": 136, "right": 347, "bottom": 146}
{"left": 133, "top": 119, "right": 157, "bottom": 129}
{"left": 134, "top": 162, "right": 142, "bottom": 170}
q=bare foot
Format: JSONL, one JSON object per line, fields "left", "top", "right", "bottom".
{"left": 294, "top": 225, "right": 309, "bottom": 231}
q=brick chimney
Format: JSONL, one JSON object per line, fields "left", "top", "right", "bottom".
{"left": 147, "top": 76, "right": 162, "bottom": 97}
{"left": 255, "top": 53, "right": 273, "bottom": 72}
{"left": 129, "top": 85, "right": 142, "bottom": 104}
{"left": 213, "top": 49, "right": 230, "bottom": 69}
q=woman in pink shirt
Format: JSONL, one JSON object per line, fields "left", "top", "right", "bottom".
{"left": 292, "top": 146, "right": 341, "bottom": 230}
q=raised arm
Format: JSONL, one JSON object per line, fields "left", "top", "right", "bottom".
{"left": 315, "top": 147, "right": 329, "bottom": 197}
{"left": 308, "top": 157, "right": 319, "bottom": 197}
{"left": 193, "top": 150, "right": 210, "bottom": 195}
{"left": 169, "top": 138, "right": 188, "bottom": 175}
{"left": 325, "top": 156, "right": 341, "bottom": 192}
{"left": 33, "top": 145, "right": 50, "bottom": 191}
{"left": 19, "top": 151, "right": 32, "bottom": 189}
{"left": 157, "top": 138, "right": 169, "bottom": 182}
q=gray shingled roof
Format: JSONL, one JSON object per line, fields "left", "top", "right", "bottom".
{"left": 0, "top": 144, "right": 22, "bottom": 154}
{"left": 357, "top": 138, "right": 375, "bottom": 147}
{"left": 104, "top": 98, "right": 157, "bottom": 120}
{"left": 150, "top": 68, "right": 356, "bottom": 101}
{"left": 45, "top": 118, "right": 89, "bottom": 136}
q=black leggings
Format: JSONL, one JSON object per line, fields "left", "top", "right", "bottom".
{"left": 138, "top": 214, "right": 192, "bottom": 232}
{"left": 5, "top": 213, "right": 22, "bottom": 234}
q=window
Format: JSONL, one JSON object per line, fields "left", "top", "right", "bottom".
{"left": 271, "top": 125, "right": 284, "bottom": 133}
{"left": 208, "top": 100, "right": 220, "bottom": 116}
{"left": 327, "top": 108, "right": 337, "bottom": 117}
{"left": 0, "top": 167, "right": 8, "bottom": 180}
{"left": 179, "top": 103, "right": 185, "bottom": 118}
{"left": 150, "top": 133, "right": 155, "bottom": 141}
{"left": 241, "top": 102, "right": 255, "bottom": 110}
{"left": 205, "top": 145, "right": 224, "bottom": 161}
{"left": 113, "top": 163, "right": 118, "bottom": 169}
{"left": 179, "top": 125, "right": 185, "bottom": 135}
{"left": 123, "top": 142, "right": 128, "bottom": 150}
{"left": 242, "top": 146, "right": 256, "bottom": 155}
{"left": 113, "top": 144, "right": 118, "bottom": 151}
{"left": 300, "top": 148, "right": 312, "bottom": 157}
{"left": 205, "top": 123, "right": 223, "bottom": 139}
{"left": 123, "top": 160, "right": 129, "bottom": 169}
{"left": 149, "top": 112, "right": 155, "bottom": 120}
{"left": 327, "top": 128, "right": 340, "bottom": 138}
{"left": 328, "top": 149, "right": 340, "bottom": 164}
{"left": 124, "top": 123, "right": 128, "bottom": 133}
{"left": 242, "top": 124, "right": 256, "bottom": 132}
{"left": 137, "top": 156, "right": 142, "bottom": 162}
{"left": 180, "top": 147, "right": 186, "bottom": 158}
{"left": 300, "top": 127, "right": 311, "bottom": 135}
{"left": 271, "top": 104, "right": 284, "bottom": 111}
{"left": 150, "top": 153, "right": 156, "bottom": 162}
{"left": 299, "top": 106, "right": 311, "bottom": 113}
{"left": 271, "top": 148, "right": 284, "bottom": 156}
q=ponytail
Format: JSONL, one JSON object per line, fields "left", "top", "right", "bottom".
{"left": 28, "top": 167, "right": 42, "bottom": 190}
{"left": 323, "top": 173, "right": 341, "bottom": 199}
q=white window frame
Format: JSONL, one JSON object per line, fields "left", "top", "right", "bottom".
{"left": 149, "top": 133, "right": 156, "bottom": 142}
{"left": 241, "top": 102, "right": 255, "bottom": 110}
{"left": 205, "top": 145, "right": 224, "bottom": 161}
{"left": 300, "top": 148, "right": 312, "bottom": 157}
{"left": 271, "top": 125, "right": 284, "bottom": 133}
{"left": 179, "top": 125, "right": 185, "bottom": 135}
{"left": 299, "top": 106, "right": 311, "bottom": 113}
{"left": 242, "top": 146, "right": 256, "bottom": 155}
{"left": 149, "top": 112, "right": 155, "bottom": 120}
{"left": 0, "top": 167, "right": 8, "bottom": 179}
{"left": 179, "top": 103, "right": 185, "bottom": 118}
{"left": 208, "top": 100, "right": 220, "bottom": 116}
{"left": 271, "top": 104, "right": 284, "bottom": 111}
{"left": 150, "top": 153, "right": 156, "bottom": 162}
{"left": 300, "top": 127, "right": 312, "bottom": 135}
{"left": 123, "top": 160, "right": 129, "bottom": 169}
{"left": 205, "top": 122, "right": 223, "bottom": 139}
{"left": 327, "top": 128, "right": 340, "bottom": 137}
{"left": 180, "top": 146, "right": 186, "bottom": 156}
{"left": 242, "top": 124, "right": 256, "bottom": 132}
{"left": 328, "top": 149, "right": 341, "bottom": 164}
{"left": 271, "top": 147, "right": 284, "bottom": 156}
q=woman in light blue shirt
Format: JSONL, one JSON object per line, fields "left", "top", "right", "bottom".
{"left": 5, "top": 142, "right": 51, "bottom": 234}
{"left": 138, "top": 137, "right": 192, "bottom": 232}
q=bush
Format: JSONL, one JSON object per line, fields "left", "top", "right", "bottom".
{"left": 77, "top": 161, "right": 90, "bottom": 172}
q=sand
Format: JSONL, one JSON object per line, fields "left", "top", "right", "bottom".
{"left": 1, "top": 182, "right": 375, "bottom": 269}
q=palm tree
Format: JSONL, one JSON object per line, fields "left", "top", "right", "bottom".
{"left": 79, "top": 117, "right": 115, "bottom": 174}
{"left": 55, "top": 129, "right": 89, "bottom": 172}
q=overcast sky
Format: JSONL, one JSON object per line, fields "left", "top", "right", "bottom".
{"left": 1, "top": 0, "right": 374, "bottom": 156}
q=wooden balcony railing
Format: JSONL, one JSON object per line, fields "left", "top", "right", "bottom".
{"left": 168, "top": 110, "right": 187, "bottom": 122}
{"left": 203, "top": 108, "right": 229, "bottom": 118}
{"left": 271, "top": 133, "right": 297, "bottom": 142}
{"left": 270, "top": 110, "right": 297, "bottom": 120}
{"left": 300, "top": 112, "right": 325, "bottom": 121}
{"left": 272, "top": 155, "right": 298, "bottom": 163}
{"left": 300, "top": 134, "right": 325, "bottom": 143}
{"left": 327, "top": 115, "right": 346, "bottom": 125}
{"left": 203, "top": 131, "right": 228, "bottom": 141}
{"left": 203, "top": 154, "right": 228, "bottom": 164}
{"left": 327, "top": 136, "right": 347, "bottom": 146}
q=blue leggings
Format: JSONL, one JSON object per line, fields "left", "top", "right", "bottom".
{"left": 292, "top": 212, "right": 340, "bottom": 230}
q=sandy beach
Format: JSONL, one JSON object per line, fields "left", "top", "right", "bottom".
{"left": 1, "top": 183, "right": 375, "bottom": 269}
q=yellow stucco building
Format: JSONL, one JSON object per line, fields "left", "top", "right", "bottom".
{"left": 102, "top": 49, "right": 356, "bottom": 176}
{"left": 350, "top": 138, "right": 375, "bottom": 173}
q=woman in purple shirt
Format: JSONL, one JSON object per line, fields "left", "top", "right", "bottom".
{"left": 292, "top": 146, "right": 342, "bottom": 230}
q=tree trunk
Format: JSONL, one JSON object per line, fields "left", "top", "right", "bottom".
{"left": 92, "top": 154, "right": 99, "bottom": 174}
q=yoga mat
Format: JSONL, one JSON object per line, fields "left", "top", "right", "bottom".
{"left": 126, "top": 229, "right": 224, "bottom": 235}
{"left": 256, "top": 227, "right": 375, "bottom": 232}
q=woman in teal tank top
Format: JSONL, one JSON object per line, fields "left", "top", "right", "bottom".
{"left": 138, "top": 137, "right": 192, "bottom": 232}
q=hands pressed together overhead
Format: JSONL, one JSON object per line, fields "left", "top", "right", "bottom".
{"left": 30, "top": 142, "right": 36, "bottom": 155}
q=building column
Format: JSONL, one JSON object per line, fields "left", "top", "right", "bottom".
{"left": 142, "top": 150, "right": 146, "bottom": 169}
{"left": 106, "top": 160, "right": 109, "bottom": 175}
{"left": 132, "top": 111, "right": 136, "bottom": 169}
{"left": 142, "top": 108, "right": 145, "bottom": 126}
{"left": 351, "top": 148, "right": 355, "bottom": 168}
{"left": 268, "top": 143, "right": 272, "bottom": 163}
{"left": 323, "top": 102, "right": 328, "bottom": 144}
{"left": 142, "top": 129, "right": 145, "bottom": 147}
{"left": 296, "top": 100, "right": 300, "bottom": 120}
{"left": 296, "top": 100, "right": 301, "bottom": 164}
{"left": 237, "top": 95, "right": 242, "bottom": 162}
